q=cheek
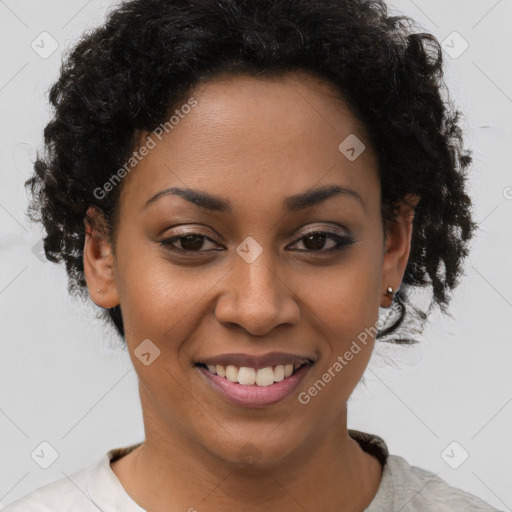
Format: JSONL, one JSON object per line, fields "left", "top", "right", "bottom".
{"left": 114, "top": 240, "right": 207, "bottom": 337}
{"left": 303, "top": 240, "right": 383, "bottom": 328}
{"left": 298, "top": 242, "right": 382, "bottom": 395}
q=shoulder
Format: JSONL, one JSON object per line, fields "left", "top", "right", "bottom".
{"left": 2, "top": 443, "right": 143, "bottom": 512}
{"left": 348, "top": 429, "right": 502, "bottom": 512}
{"left": 1, "top": 463, "right": 100, "bottom": 512}
{"left": 386, "top": 454, "right": 504, "bottom": 512}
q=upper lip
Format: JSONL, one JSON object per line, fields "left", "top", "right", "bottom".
{"left": 195, "top": 352, "right": 315, "bottom": 369}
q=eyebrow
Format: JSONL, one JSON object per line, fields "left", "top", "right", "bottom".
{"left": 142, "top": 184, "right": 366, "bottom": 213}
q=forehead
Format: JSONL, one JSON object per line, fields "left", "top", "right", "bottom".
{"left": 119, "top": 70, "right": 379, "bottom": 218}
{"left": 179, "top": 70, "right": 367, "bottom": 148}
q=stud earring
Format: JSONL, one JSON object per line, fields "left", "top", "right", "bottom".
{"left": 386, "top": 286, "right": 393, "bottom": 295}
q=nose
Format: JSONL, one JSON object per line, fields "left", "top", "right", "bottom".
{"left": 214, "top": 248, "right": 300, "bottom": 336}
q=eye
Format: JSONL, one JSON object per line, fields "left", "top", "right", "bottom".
{"left": 288, "top": 230, "right": 354, "bottom": 253}
{"left": 159, "top": 233, "right": 221, "bottom": 253}
{"left": 159, "top": 228, "right": 354, "bottom": 255}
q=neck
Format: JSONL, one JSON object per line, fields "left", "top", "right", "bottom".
{"left": 111, "top": 407, "right": 382, "bottom": 512}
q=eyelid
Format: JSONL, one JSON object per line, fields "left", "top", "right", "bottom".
{"left": 161, "top": 223, "right": 349, "bottom": 243}
{"left": 160, "top": 231, "right": 221, "bottom": 252}
{"left": 164, "top": 226, "right": 215, "bottom": 238}
{"left": 286, "top": 230, "right": 353, "bottom": 252}
{"left": 159, "top": 223, "right": 353, "bottom": 255}
{"left": 296, "top": 223, "right": 349, "bottom": 238}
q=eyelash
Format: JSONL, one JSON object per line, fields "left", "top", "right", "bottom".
{"left": 159, "top": 229, "right": 354, "bottom": 255}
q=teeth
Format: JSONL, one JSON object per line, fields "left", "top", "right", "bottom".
{"left": 226, "top": 365, "right": 238, "bottom": 382}
{"left": 255, "top": 367, "right": 274, "bottom": 386}
{"left": 273, "top": 365, "right": 285, "bottom": 382}
{"left": 238, "top": 366, "right": 256, "bottom": 385}
{"left": 202, "top": 363, "right": 301, "bottom": 386}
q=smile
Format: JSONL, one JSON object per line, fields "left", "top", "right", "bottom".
{"left": 197, "top": 362, "right": 305, "bottom": 386}
{"left": 195, "top": 362, "right": 313, "bottom": 407}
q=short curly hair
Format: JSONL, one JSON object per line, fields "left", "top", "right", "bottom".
{"left": 26, "top": 0, "right": 477, "bottom": 343}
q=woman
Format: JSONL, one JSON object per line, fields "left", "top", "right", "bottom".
{"left": 5, "top": 0, "right": 501, "bottom": 510}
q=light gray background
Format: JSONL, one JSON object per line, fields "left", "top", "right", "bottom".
{"left": 1, "top": 0, "right": 511, "bottom": 509}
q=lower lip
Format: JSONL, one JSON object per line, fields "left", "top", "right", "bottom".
{"left": 197, "top": 364, "right": 311, "bottom": 408}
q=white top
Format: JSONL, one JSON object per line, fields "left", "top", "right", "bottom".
{"left": 2, "top": 430, "right": 502, "bottom": 511}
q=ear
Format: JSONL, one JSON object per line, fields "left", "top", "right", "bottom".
{"left": 380, "top": 193, "right": 420, "bottom": 308}
{"left": 83, "top": 206, "right": 120, "bottom": 308}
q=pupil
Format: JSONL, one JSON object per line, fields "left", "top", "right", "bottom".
{"left": 304, "top": 233, "right": 326, "bottom": 250}
{"left": 181, "top": 235, "right": 203, "bottom": 251}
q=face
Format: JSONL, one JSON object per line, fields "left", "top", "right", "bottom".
{"left": 84, "top": 71, "right": 415, "bottom": 468}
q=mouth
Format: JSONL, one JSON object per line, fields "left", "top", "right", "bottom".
{"left": 194, "top": 360, "right": 310, "bottom": 386}
{"left": 194, "top": 354, "right": 314, "bottom": 407}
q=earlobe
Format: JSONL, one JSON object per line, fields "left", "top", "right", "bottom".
{"left": 379, "top": 194, "right": 420, "bottom": 308}
{"left": 83, "top": 207, "right": 120, "bottom": 308}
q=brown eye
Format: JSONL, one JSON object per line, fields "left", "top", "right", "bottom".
{"left": 159, "top": 229, "right": 354, "bottom": 255}
{"left": 290, "top": 231, "right": 354, "bottom": 253}
{"left": 178, "top": 234, "right": 206, "bottom": 251}
{"left": 160, "top": 233, "right": 219, "bottom": 253}
{"left": 302, "top": 232, "right": 329, "bottom": 251}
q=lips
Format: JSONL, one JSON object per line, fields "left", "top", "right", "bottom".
{"left": 194, "top": 351, "right": 315, "bottom": 406}
{"left": 194, "top": 351, "right": 315, "bottom": 369}
{"left": 197, "top": 361, "right": 313, "bottom": 407}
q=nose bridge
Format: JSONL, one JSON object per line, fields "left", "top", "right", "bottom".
{"left": 215, "top": 237, "right": 299, "bottom": 335}
{"left": 238, "top": 247, "right": 280, "bottom": 304}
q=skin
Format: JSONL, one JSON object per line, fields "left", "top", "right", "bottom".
{"left": 83, "top": 70, "right": 418, "bottom": 512}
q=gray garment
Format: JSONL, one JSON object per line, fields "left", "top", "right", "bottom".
{"left": 348, "top": 430, "right": 503, "bottom": 512}
{"left": 3, "top": 431, "right": 503, "bottom": 511}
